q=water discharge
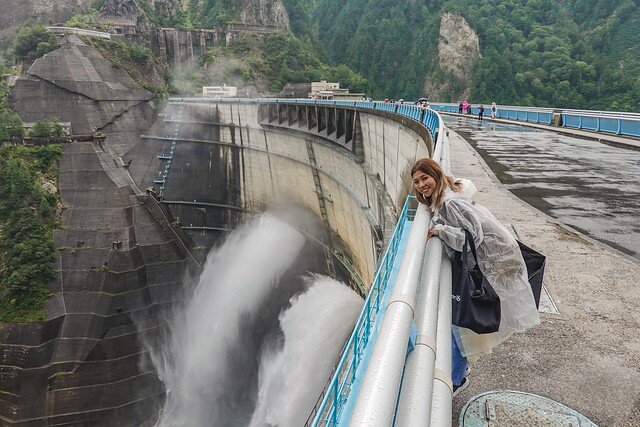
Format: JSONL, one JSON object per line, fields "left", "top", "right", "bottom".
{"left": 250, "top": 275, "right": 362, "bottom": 427}
{"left": 150, "top": 211, "right": 362, "bottom": 426}
{"left": 155, "top": 213, "right": 305, "bottom": 425}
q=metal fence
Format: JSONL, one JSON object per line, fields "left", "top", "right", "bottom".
{"left": 429, "top": 102, "right": 640, "bottom": 138}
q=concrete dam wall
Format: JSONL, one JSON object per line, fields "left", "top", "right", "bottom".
{"left": 125, "top": 100, "right": 432, "bottom": 287}
{"left": 0, "top": 98, "right": 432, "bottom": 424}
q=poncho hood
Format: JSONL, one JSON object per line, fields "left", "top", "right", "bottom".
{"left": 443, "top": 178, "right": 477, "bottom": 202}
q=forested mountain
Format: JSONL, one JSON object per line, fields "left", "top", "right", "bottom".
{"left": 102, "top": 0, "right": 289, "bottom": 28}
{"left": 2, "top": 0, "right": 639, "bottom": 111}
{"left": 275, "top": 0, "right": 639, "bottom": 111}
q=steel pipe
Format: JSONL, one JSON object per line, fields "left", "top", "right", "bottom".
{"left": 349, "top": 204, "right": 430, "bottom": 426}
{"left": 394, "top": 238, "right": 443, "bottom": 426}
{"left": 429, "top": 252, "right": 453, "bottom": 427}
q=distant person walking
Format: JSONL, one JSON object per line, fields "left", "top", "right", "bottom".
{"left": 491, "top": 102, "right": 497, "bottom": 119}
{"left": 478, "top": 104, "right": 485, "bottom": 121}
{"left": 458, "top": 101, "right": 463, "bottom": 114}
{"left": 462, "top": 100, "right": 469, "bottom": 114}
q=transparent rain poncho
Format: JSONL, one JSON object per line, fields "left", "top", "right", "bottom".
{"left": 430, "top": 179, "right": 540, "bottom": 357}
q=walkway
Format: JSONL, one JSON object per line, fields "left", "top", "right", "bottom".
{"left": 440, "top": 111, "right": 640, "bottom": 151}
{"left": 447, "top": 129, "right": 640, "bottom": 426}
{"left": 443, "top": 116, "right": 640, "bottom": 262}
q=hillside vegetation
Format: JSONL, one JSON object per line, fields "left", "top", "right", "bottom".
{"left": 197, "top": 31, "right": 367, "bottom": 95}
{"left": 295, "top": 0, "right": 640, "bottom": 111}
{"left": 6, "top": 0, "right": 639, "bottom": 111}
{"left": 76, "top": 0, "right": 640, "bottom": 111}
{"left": 0, "top": 145, "right": 62, "bottom": 322}
{"left": 134, "top": 0, "right": 252, "bottom": 29}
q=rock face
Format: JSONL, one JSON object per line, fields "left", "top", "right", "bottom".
{"left": 0, "top": 0, "right": 94, "bottom": 44}
{"left": 239, "top": 0, "right": 290, "bottom": 27}
{"left": 424, "top": 12, "right": 481, "bottom": 101}
{"left": 100, "top": 0, "right": 144, "bottom": 19}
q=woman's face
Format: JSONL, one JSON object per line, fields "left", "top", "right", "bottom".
{"left": 412, "top": 170, "right": 436, "bottom": 198}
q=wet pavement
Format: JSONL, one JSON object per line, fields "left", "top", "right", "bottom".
{"left": 446, "top": 126, "right": 640, "bottom": 426}
{"left": 443, "top": 116, "right": 640, "bottom": 261}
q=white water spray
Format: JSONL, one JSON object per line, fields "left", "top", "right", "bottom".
{"left": 250, "top": 275, "right": 363, "bottom": 427}
{"left": 155, "top": 213, "right": 306, "bottom": 426}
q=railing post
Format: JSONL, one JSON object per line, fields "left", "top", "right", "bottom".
{"left": 352, "top": 330, "right": 359, "bottom": 379}
{"left": 332, "top": 378, "right": 339, "bottom": 425}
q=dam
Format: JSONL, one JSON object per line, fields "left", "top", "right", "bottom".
{"left": 2, "top": 37, "right": 640, "bottom": 424}
{"left": 0, "top": 91, "right": 435, "bottom": 424}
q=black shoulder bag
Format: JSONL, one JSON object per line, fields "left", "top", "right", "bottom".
{"left": 451, "top": 230, "right": 501, "bottom": 334}
{"left": 517, "top": 240, "right": 546, "bottom": 309}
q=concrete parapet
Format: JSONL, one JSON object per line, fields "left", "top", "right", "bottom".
{"left": 127, "top": 100, "right": 431, "bottom": 288}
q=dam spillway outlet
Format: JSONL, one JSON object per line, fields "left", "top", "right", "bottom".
{"left": 147, "top": 211, "right": 362, "bottom": 425}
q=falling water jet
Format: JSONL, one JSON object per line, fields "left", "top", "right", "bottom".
{"left": 250, "top": 275, "right": 363, "bottom": 427}
{"left": 153, "top": 212, "right": 306, "bottom": 426}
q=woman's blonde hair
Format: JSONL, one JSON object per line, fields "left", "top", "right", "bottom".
{"left": 410, "top": 158, "right": 462, "bottom": 210}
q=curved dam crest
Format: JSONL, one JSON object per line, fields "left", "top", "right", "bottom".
{"left": 124, "top": 99, "right": 433, "bottom": 287}
{"left": 1, "top": 65, "right": 433, "bottom": 426}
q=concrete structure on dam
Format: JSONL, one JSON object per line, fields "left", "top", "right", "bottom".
{"left": 1, "top": 35, "right": 434, "bottom": 424}
{"left": 126, "top": 99, "right": 433, "bottom": 288}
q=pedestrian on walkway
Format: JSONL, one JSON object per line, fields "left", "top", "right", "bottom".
{"left": 478, "top": 104, "right": 485, "bottom": 121}
{"left": 410, "top": 158, "right": 540, "bottom": 397}
{"left": 458, "top": 101, "right": 463, "bottom": 114}
{"left": 491, "top": 102, "right": 497, "bottom": 119}
{"left": 462, "top": 100, "right": 469, "bottom": 114}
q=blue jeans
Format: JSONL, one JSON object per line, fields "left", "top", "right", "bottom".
{"left": 451, "top": 332, "right": 468, "bottom": 386}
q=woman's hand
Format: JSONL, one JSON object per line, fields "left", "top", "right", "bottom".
{"left": 427, "top": 227, "right": 439, "bottom": 240}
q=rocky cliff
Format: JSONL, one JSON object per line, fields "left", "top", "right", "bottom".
{"left": 424, "top": 12, "right": 481, "bottom": 101}
{"left": 0, "top": 0, "right": 94, "bottom": 46}
{"left": 239, "top": 0, "right": 289, "bottom": 27}
{"left": 100, "top": 0, "right": 145, "bottom": 20}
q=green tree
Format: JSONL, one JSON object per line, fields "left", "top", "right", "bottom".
{"left": 0, "top": 111, "right": 24, "bottom": 142}
{"left": 51, "top": 119, "right": 64, "bottom": 137}
{"left": 13, "top": 24, "right": 60, "bottom": 61}
{"left": 30, "top": 120, "right": 53, "bottom": 138}
{"left": 0, "top": 146, "right": 61, "bottom": 322}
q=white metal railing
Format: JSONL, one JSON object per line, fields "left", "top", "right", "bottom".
{"left": 47, "top": 26, "right": 112, "bottom": 40}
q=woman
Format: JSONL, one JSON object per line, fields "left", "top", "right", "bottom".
{"left": 410, "top": 158, "right": 540, "bottom": 396}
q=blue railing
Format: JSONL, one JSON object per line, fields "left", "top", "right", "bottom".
{"left": 151, "top": 103, "right": 185, "bottom": 195}
{"left": 430, "top": 104, "right": 554, "bottom": 125}
{"left": 307, "top": 196, "right": 416, "bottom": 426}
{"left": 561, "top": 112, "right": 640, "bottom": 137}
{"left": 430, "top": 102, "right": 640, "bottom": 138}
{"left": 168, "top": 97, "right": 441, "bottom": 147}
{"left": 499, "top": 108, "right": 553, "bottom": 125}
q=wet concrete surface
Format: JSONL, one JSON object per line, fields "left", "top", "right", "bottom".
{"left": 443, "top": 116, "right": 640, "bottom": 262}
{"left": 446, "top": 128, "right": 640, "bottom": 426}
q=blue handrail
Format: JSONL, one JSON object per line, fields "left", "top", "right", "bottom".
{"left": 429, "top": 102, "right": 640, "bottom": 138}
{"left": 308, "top": 196, "right": 416, "bottom": 426}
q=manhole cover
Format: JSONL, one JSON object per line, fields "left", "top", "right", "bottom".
{"left": 459, "top": 390, "right": 598, "bottom": 426}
